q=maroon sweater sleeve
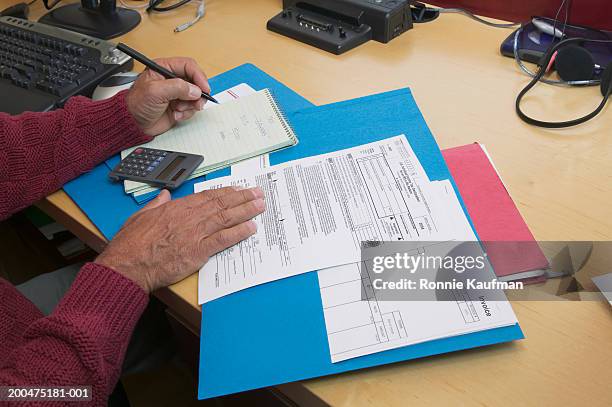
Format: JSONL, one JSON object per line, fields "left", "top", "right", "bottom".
{"left": 0, "top": 90, "right": 152, "bottom": 220}
{"left": 0, "top": 263, "right": 149, "bottom": 405}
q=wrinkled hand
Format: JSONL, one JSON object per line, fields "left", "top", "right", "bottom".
{"left": 126, "top": 57, "right": 211, "bottom": 136}
{"left": 95, "top": 187, "right": 265, "bottom": 293}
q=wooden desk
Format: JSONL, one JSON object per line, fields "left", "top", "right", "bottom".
{"left": 12, "top": 0, "right": 612, "bottom": 405}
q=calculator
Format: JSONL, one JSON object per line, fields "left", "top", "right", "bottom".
{"left": 109, "top": 147, "right": 204, "bottom": 189}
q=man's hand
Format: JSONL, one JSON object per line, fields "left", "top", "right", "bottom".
{"left": 95, "top": 187, "right": 265, "bottom": 293}
{"left": 126, "top": 57, "right": 211, "bottom": 136}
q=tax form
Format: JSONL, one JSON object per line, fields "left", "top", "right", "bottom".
{"left": 318, "top": 254, "right": 518, "bottom": 362}
{"left": 194, "top": 135, "right": 448, "bottom": 303}
{"left": 317, "top": 181, "right": 518, "bottom": 362}
{"left": 314, "top": 149, "right": 520, "bottom": 362}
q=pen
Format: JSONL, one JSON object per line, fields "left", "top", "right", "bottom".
{"left": 116, "top": 42, "right": 219, "bottom": 104}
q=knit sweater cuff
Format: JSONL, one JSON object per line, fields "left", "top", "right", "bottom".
{"left": 66, "top": 90, "right": 152, "bottom": 152}
{"left": 51, "top": 262, "right": 149, "bottom": 345}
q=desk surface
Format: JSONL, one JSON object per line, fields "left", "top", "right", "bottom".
{"left": 13, "top": 0, "right": 612, "bottom": 405}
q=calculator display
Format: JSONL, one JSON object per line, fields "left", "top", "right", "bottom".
{"left": 156, "top": 155, "right": 185, "bottom": 180}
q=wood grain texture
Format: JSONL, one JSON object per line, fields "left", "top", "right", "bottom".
{"left": 9, "top": 0, "right": 611, "bottom": 405}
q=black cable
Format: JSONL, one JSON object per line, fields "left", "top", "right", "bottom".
{"left": 438, "top": 8, "right": 520, "bottom": 28}
{"left": 410, "top": 3, "right": 520, "bottom": 27}
{"left": 42, "top": 0, "right": 60, "bottom": 10}
{"left": 515, "top": 37, "right": 612, "bottom": 128}
{"left": 147, "top": 0, "right": 191, "bottom": 12}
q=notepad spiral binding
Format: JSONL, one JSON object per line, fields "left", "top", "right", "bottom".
{"left": 264, "top": 89, "right": 299, "bottom": 144}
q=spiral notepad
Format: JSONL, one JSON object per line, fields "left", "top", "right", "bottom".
{"left": 121, "top": 88, "right": 298, "bottom": 195}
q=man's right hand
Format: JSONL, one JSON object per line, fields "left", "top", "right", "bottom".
{"left": 95, "top": 187, "right": 265, "bottom": 294}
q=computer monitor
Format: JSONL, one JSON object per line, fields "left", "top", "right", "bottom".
{"left": 39, "top": 0, "right": 141, "bottom": 39}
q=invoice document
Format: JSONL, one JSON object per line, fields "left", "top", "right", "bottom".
{"left": 194, "top": 135, "right": 451, "bottom": 303}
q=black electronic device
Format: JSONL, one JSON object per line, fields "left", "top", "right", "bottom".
{"left": 109, "top": 147, "right": 204, "bottom": 190}
{"left": 39, "top": 0, "right": 141, "bottom": 40}
{"left": 0, "top": 2, "right": 29, "bottom": 19}
{"left": 0, "top": 16, "right": 132, "bottom": 115}
{"left": 267, "top": 0, "right": 413, "bottom": 54}
{"left": 500, "top": 17, "right": 612, "bottom": 70}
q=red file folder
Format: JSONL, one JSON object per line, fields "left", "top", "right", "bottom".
{"left": 442, "top": 143, "right": 549, "bottom": 282}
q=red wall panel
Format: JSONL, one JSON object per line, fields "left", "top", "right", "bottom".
{"left": 428, "top": 0, "right": 612, "bottom": 31}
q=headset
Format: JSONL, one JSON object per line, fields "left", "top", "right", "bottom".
{"left": 515, "top": 28, "right": 612, "bottom": 128}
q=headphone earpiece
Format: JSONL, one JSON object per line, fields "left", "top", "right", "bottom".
{"left": 601, "top": 63, "right": 612, "bottom": 97}
{"left": 515, "top": 35, "right": 612, "bottom": 128}
{"left": 555, "top": 45, "right": 596, "bottom": 82}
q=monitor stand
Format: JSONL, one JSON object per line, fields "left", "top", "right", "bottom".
{"left": 39, "top": 1, "right": 141, "bottom": 40}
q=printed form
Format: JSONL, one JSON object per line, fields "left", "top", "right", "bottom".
{"left": 315, "top": 152, "right": 518, "bottom": 362}
{"left": 317, "top": 187, "right": 518, "bottom": 362}
{"left": 195, "top": 135, "right": 451, "bottom": 303}
{"left": 318, "top": 256, "right": 518, "bottom": 362}
{"left": 197, "top": 133, "right": 518, "bottom": 361}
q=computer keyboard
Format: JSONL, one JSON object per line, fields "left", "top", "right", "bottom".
{"left": 0, "top": 16, "right": 133, "bottom": 115}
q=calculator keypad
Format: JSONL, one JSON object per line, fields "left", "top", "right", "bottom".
{"left": 116, "top": 148, "right": 169, "bottom": 178}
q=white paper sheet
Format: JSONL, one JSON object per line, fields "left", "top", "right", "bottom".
{"left": 231, "top": 152, "right": 270, "bottom": 176}
{"left": 593, "top": 273, "right": 612, "bottom": 306}
{"left": 317, "top": 250, "right": 518, "bottom": 362}
{"left": 195, "top": 135, "right": 451, "bottom": 303}
{"left": 316, "top": 175, "right": 519, "bottom": 362}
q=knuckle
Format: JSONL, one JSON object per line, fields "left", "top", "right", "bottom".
{"left": 238, "top": 189, "right": 254, "bottom": 203}
{"left": 214, "top": 231, "right": 230, "bottom": 248}
{"left": 175, "top": 79, "right": 189, "bottom": 93}
{"left": 216, "top": 209, "right": 233, "bottom": 227}
{"left": 213, "top": 196, "right": 229, "bottom": 211}
{"left": 245, "top": 201, "right": 260, "bottom": 216}
{"left": 242, "top": 221, "right": 256, "bottom": 236}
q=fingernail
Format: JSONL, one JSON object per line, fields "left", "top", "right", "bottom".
{"left": 253, "top": 198, "right": 265, "bottom": 211}
{"left": 174, "top": 111, "right": 184, "bottom": 120}
{"left": 250, "top": 186, "right": 264, "bottom": 198}
{"left": 197, "top": 100, "right": 205, "bottom": 110}
{"left": 189, "top": 84, "right": 201, "bottom": 98}
{"left": 248, "top": 220, "right": 258, "bottom": 233}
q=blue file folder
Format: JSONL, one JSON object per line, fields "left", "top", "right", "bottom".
{"left": 59, "top": 63, "right": 523, "bottom": 400}
{"left": 196, "top": 74, "right": 523, "bottom": 398}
